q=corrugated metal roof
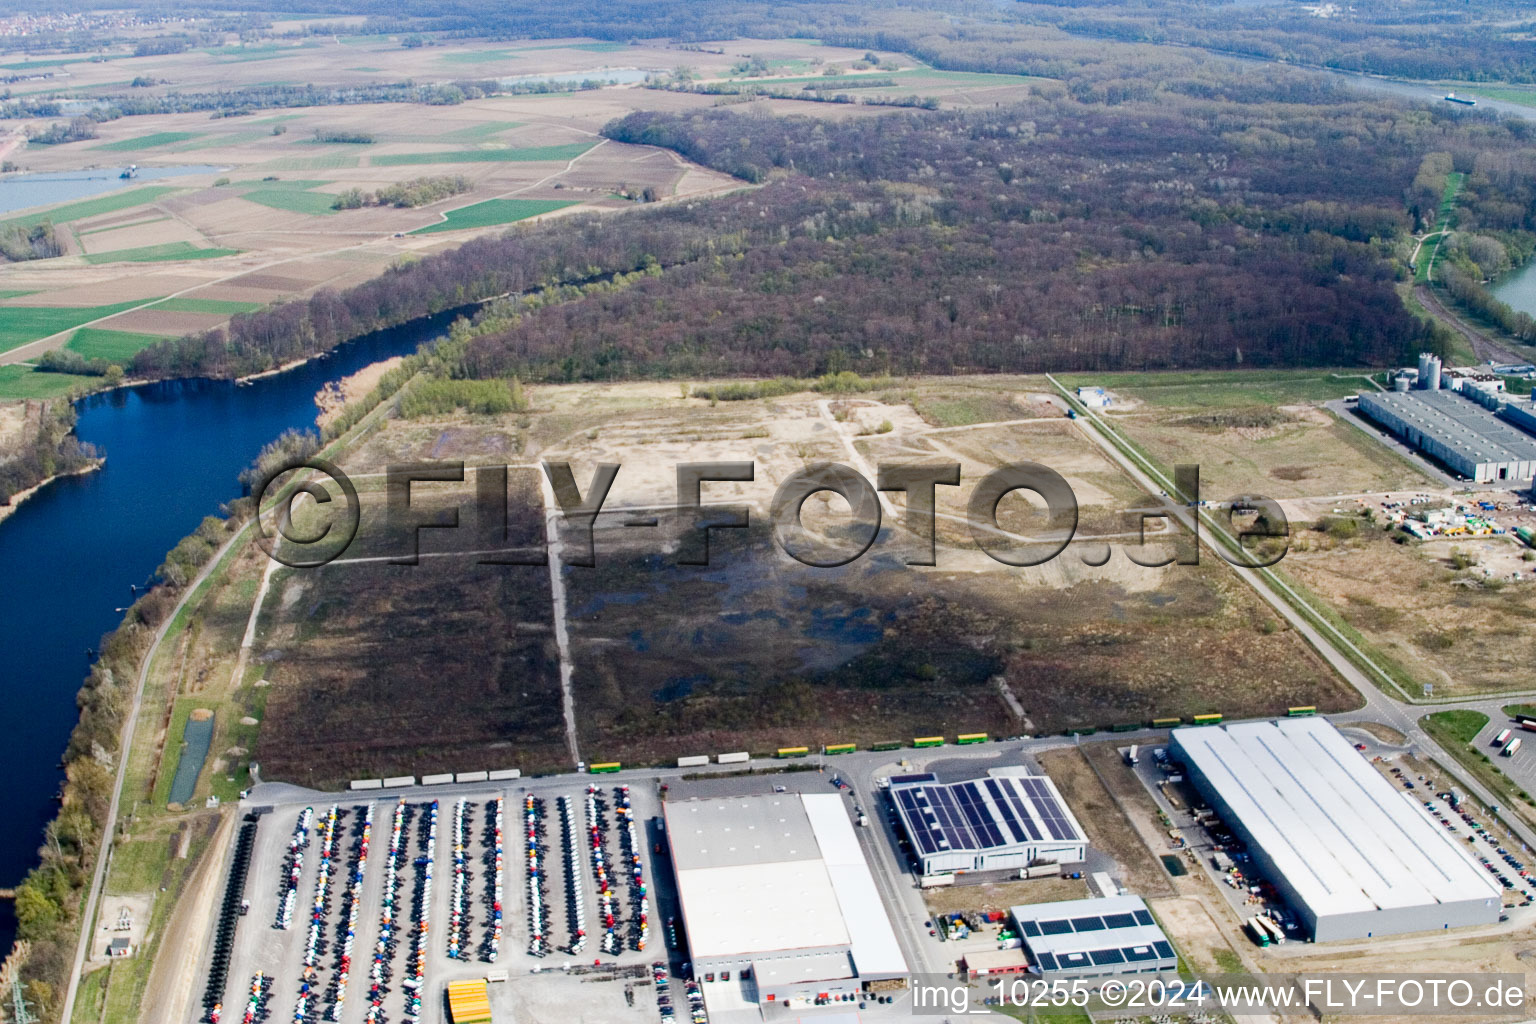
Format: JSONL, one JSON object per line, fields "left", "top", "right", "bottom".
{"left": 803, "top": 794, "right": 909, "bottom": 978}
{"left": 1172, "top": 720, "right": 1500, "bottom": 917}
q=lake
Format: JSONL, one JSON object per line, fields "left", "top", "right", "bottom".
{"left": 1493, "top": 259, "right": 1536, "bottom": 320}
{"left": 0, "top": 309, "right": 458, "bottom": 954}
{"left": 0, "top": 165, "right": 226, "bottom": 216}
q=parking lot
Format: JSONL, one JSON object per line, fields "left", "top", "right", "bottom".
{"left": 199, "top": 778, "right": 675, "bottom": 1024}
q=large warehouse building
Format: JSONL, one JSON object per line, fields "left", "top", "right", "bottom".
{"left": 1172, "top": 719, "right": 1501, "bottom": 941}
{"left": 1358, "top": 389, "right": 1536, "bottom": 483}
{"left": 888, "top": 772, "right": 1088, "bottom": 877}
{"left": 663, "top": 793, "right": 908, "bottom": 1014}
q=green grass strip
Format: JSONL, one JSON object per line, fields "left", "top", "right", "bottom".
{"left": 0, "top": 364, "right": 89, "bottom": 400}
{"left": 92, "top": 132, "right": 198, "bottom": 152}
{"left": 148, "top": 297, "right": 264, "bottom": 315}
{"left": 239, "top": 188, "right": 337, "bottom": 215}
{"left": 0, "top": 186, "right": 179, "bottom": 232}
{"left": 371, "top": 142, "right": 593, "bottom": 167}
{"left": 0, "top": 298, "right": 161, "bottom": 353}
{"left": 410, "top": 198, "right": 576, "bottom": 234}
{"left": 81, "top": 242, "right": 240, "bottom": 264}
{"left": 66, "top": 327, "right": 167, "bottom": 362}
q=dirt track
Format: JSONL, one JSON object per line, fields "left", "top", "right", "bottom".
{"left": 1415, "top": 283, "right": 1526, "bottom": 365}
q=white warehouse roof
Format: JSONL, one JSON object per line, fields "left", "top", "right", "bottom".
{"left": 1172, "top": 719, "right": 1500, "bottom": 916}
{"left": 664, "top": 794, "right": 908, "bottom": 979}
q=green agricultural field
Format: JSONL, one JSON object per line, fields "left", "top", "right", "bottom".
{"left": 66, "top": 327, "right": 166, "bottom": 362}
{"left": 1055, "top": 369, "right": 1368, "bottom": 408}
{"left": 0, "top": 365, "right": 87, "bottom": 400}
{"left": 81, "top": 242, "right": 240, "bottom": 264}
{"left": 0, "top": 186, "right": 179, "bottom": 231}
{"left": 437, "top": 48, "right": 520, "bottom": 65}
{"left": 0, "top": 298, "right": 158, "bottom": 353}
{"left": 258, "top": 153, "right": 361, "bottom": 171}
{"left": 240, "top": 188, "right": 338, "bottom": 215}
{"left": 410, "top": 197, "right": 576, "bottom": 234}
{"left": 149, "top": 297, "right": 264, "bottom": 315}
{"left": 437, "top": 120, "right": 523, "bottom": 141}
{"left": 371, "top": 142, "right": 594, "bottom": 167}
{"left": 92, "top": 131, "right": 199, "bottom": 152}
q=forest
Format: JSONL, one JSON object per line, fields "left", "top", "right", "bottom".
{"left": 22, "top": 0, "right": 1534, "bottom": 84}
{"left": 130, "top": 61, "right": 1536, "bottom": 385}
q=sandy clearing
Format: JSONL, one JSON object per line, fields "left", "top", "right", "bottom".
{"left": 315, "top": 355, "right": 403, "bottom": 428}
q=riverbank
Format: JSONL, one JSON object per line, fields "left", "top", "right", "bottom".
{"left": 0, "top": 459, "right": 103, "bottom": 525}
{"left": 315, "top": 355, "right": 403, "bottom": 429}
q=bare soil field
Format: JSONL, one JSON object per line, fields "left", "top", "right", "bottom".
{"left": 233, "top": 376, "right": 1360, "bottom": 782}
{"left": 251, "top": 467, "right": 566, "bottom": 784}
{"left": 1282, "top": 525, "right": 1536, "bottom": 696}
{"left": 1107, "top": 402, "right": 1436, "bottom": 501}
{"left": 1038, "top": 746, "right": 1175, "bottom": 899}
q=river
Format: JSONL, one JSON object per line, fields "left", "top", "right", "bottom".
{"left": 0, "top": 310, "right": 457, "bottom": 954}
{"left": 1493, "top": 259, "right": 1536, "bottom": 321}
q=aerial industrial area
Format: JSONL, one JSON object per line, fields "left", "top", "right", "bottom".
{"left": 178, "top": 711, "right": 1536, "bottom": 1024}
{"left": 9, "top": 2, "right": 1536, "bottom": 1024}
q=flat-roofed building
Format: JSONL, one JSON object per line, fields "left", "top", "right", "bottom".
{"left": 1171, "top": 719, "right": 1501, "bottom": 941}
{"left": 1009, "top": 895, "right": 1177, "bottom": 978}
{"left": 663, "top": 792, "right": 908, "bottom": 1016}
{"left": 1358, "top": 389, "right": 1536, "bottom": 483}
{"left": 889, "top": 773, "right": 1088, "bottom": 877}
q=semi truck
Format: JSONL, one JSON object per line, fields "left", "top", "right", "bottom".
{"left": 1504, "top": 737, "right": 1522, "bottom": 757}
{"left": 1246, "top": 918, "right": 1271, "bottom": 947}
{"left": 1495, "top": 729, "right": 1513, "bottom": 747}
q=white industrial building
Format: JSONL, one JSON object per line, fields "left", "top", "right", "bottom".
{"left": 888, "top": 772, "right": 1088, "bottom": 877}
{"left": 1358, "top": 388, "right": 1536, "bottom": 483}
{"left": 1010, "top": 895, "right": 1178, "bottom": 978}
{"left": 663, "top": 793, "right": 907, "bottom": 1015}
{"left": 1171, "top": 719, "right": 1502, "bottom": 942}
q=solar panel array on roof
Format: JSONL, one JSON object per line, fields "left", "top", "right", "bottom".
{"left": 891, "top": 775, "right": 1085, "bottom": 855}
{"left": 1010, "top": 895, "right": 1178, "bottom": 978}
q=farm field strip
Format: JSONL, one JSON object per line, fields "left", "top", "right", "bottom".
{"left": 410, "top": 198, "right": 577, "bottom": 234}
{"left": 0, "top": 298, "right": 162, "bottom": 354}
{"left": 0, "top": 186, "right": 180, "bottom": 231}
{"left": 80, "top": 242, "right": 241, "bottom": 264}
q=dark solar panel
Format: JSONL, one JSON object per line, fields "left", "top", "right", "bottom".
{"left": 890, "top": 773, "right": 936, "bottom": 786}
{"left": 928, "top": 786, "right": 978, "bottom": 850}
{"left": 1021, "top": 778, "right": 1076, "bottom": 842}
{"left": 1019, "top": 920, "right": 1041, "bottom": 938}
{"left": 1123, "top": 946, "right": 1156, "bottom": 962}
{"left": 1132, "top": 910, "right": 1154, "bottom": 927}
{"left": 956, "top": 783, "right": 1004, "bottom": 847}
{"left": 1039, "top": 919, "right": 1073, "bottom": 936}
{"left": 897, "top": 790, "right": 939, "bottom": 854}
{"left": 983, "top": 779, "right": 1026, "bottom": 844}
{"left": 1001, "top": 782, "right": 1042, "bottom": 841}
{"left": 1152, "top": 941, "right": 1174, "bottom": 959}
{"left": 1089, "top": 948, "right": 1125, "bottom": 966}
{"left": 1069, "top": 917, "right": 1106, "bottom": 933}
{"left": 1034, "top": 953, "right": 1056, "bottom": 971}
{"left": 1102, "top": 913, "right": 1136, "bottom": 929}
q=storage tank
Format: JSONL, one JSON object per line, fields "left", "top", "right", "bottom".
{"left": 1426, "top": 355, "right": 1443, "bottom": 391}
{"left": 1418, "top": 352, "right": 1433, "bottom": 383}
{"left": 1395, "top": 375, "right": 1411, "bottom": 392}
